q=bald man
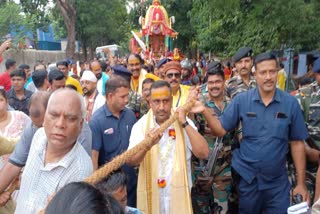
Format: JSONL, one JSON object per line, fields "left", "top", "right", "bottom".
{"left": 15, "top": 89, "right": 93, "bottom": 214}
{"left": 0, "top": 90, "right": 92, "bottom": 207}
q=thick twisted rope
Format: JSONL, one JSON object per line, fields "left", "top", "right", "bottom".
{"left": 84, "top": 99, "right": 195, "bottom": 184}
{"left": 0, "top": 136, "right": 19, "bottom": 156}
{"left": 1, "top": 137, "right": 20, "bottom": 195}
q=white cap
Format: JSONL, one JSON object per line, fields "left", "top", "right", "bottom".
{"left": 80, "top": 70, "right": 97, "bottom": 82}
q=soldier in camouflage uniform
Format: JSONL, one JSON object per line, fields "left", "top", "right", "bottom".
{"left": 127, "top": 90, "right": 142, "bottom": 119}
{"left": 128, "top": 78, "right": 155, "bottom": 118}
{"left": 293, "top": 58, "right": 320, "bottom": 204}
{"left": 224, "top": 47, "right": 256, "bottom": 144}
{"left": 225, "top": 47, "right": 256, "bottom": 101}
{"left": 192, "top": 62, "right": 234, "bottom": 214}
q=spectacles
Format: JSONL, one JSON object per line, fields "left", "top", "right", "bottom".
{"left": 166, "top": 73, "right": 181, "bottom": 79}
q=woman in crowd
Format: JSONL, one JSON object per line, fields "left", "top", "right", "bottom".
{"left": 0, "top": 88, "right": 30, "bottom": 156}
{"left": 45, "top": 182, "right": 124, "bottom": 214}
{"left": 0, "top": 87, "right": 30, "bottom": 214}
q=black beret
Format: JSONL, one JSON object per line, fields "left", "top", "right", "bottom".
{"left": 313, "top": 58, "right": 320, "bottom": 73}
{"left": 156, "top": 58, "right": 172, "bottom": 69}
{"left": 233, "top": 47, "right": 253, "bottom": 63}
{"left": 207, "top": 61, "right": 222, "bottom": 73}
{"left": 112, "top": 65, "right": 132, "bottom": 77}
{"left": 254, "top": 52, "right": 277, "bottom": 66}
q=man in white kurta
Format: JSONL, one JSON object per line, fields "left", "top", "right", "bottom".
{"left": 127, "top": 80, "right": 209, "bottom": 214}
{"left": 129, "top": 116, "right": 195, "bottom": 213}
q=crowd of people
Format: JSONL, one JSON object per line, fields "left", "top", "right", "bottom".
{"left": 0, "top": 38, "right": 319, "bottom": 214}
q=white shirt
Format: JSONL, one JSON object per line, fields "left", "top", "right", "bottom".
{"left": 129, "top": 115, "right": 195, "bottom": 214}
{"left": 97, "top": 78, "right": 104, "bottom": 95}
{"left": 92, "top": 93, "right": 106, "bottom": 114}
{"left": 83, "top": 92, "right": 106, "bottom": 118}
{"left": 15, "top": 128, "right": 93, "bottom": 214}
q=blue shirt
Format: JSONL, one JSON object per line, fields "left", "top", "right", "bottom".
{"left": 90, "top": 104, "right": 137, "bottom": 206}
{"left": 90, "top": 104, "right": 136, "bottom": 163}
{"left": 24, "top": 77, "right": 33, "bottom": 89}
{"left": 220, "top": 88, "right": 308, "bottom": 190}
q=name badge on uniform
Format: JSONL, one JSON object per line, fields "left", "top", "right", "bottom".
{"left": 104, "top": 128, "right": 114, "bottom": 135}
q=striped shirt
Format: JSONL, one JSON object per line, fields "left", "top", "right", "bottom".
{"left": 15, "top": 128, "right": 93, "bottom": 214}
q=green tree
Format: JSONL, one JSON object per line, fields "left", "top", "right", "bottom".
{"left": 20, "top": 0, "right": 50, "bottom": 49}
{"left": 76, "top": 0, "right": 129, "bottom": 59}
{"left": 0, "top": 2, "right": 30, "bottom": 45}
{"left": 190, "top": 0, "right": 320, "bottom": 57}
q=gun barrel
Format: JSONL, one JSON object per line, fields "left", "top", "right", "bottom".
{"left": 202, "top": 137, "right": 223, "bottom": 177}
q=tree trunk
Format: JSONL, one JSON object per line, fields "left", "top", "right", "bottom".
{"left": 83, "top": 40, "right": 87, "bottom": 60}
{"left": 56, "top": 0, "right": 76, "bottom": 59}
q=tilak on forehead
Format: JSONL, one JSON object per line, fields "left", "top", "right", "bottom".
{"left": 151, "top": 90, "right": 171, "bottom": 99}
{"left": 128, "top": 58, "right": 141, "bottom": 64}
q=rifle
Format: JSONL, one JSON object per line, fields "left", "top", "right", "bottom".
{"left": 194, "top": 137, "right": 224, "bottom": 192}
{"left": 202, "top": 137, "right": 224, "bottom": 178}
{"left": 191, "top": 137, "right": 224, "bottom": 213}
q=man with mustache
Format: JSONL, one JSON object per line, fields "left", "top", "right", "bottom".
{"left": 14, "top": 89, "right": 93, "bottom": 214}
{"left": 225, "top": 47, "right": 256, "bottom": 101}
{"left": 0, "top": 90, "right": 92, "bottom": 208}
{"left": 224, "top": 48, "right": 257, "bottom": 210}
{"left": 163, "top": 61, "right": 190, "bottom": 108}
{"left": 128, "top": 80, "right": 209, "bottom": 214}
{"left": 90, "top": 60, "right": 109, "bottom": 96}
{"left": 191, "top": 52, "right": 309, "bottom": 213}
{"left": 90, "top": 76, "right": 137, "bottom": 207}
{"left": 191, "top": 61, "right": 235, "bottom": 213}
{"left": 126, "top": 54, "right": 147, "bottom": 119}
{"left": 80, "top": 70, "right": 105, "bottom": 122}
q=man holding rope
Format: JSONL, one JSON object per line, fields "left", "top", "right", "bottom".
{"left": 15, "top": 89, "right": 93, "bottom": 214}
{"left": 128, "top": 80, "right": 209, "bottom": 214}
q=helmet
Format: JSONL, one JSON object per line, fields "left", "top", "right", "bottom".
{"left": 180, "top": 58, "right": 192, "bottom": 71}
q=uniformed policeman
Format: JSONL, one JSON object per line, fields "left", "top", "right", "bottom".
{"left": 225, "top": 47, "right": 256, "bottom": 101}
{"left": 192, "top": 52, "right": 309, "bottom": 213}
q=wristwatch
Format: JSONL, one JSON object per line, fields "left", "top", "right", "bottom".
{"left": 181, "top": 121, "right": 189, "bottom": 128}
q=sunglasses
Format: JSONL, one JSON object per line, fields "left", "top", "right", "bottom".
{"left": 166, "top": 73, "right": 181, "bottom": 79}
